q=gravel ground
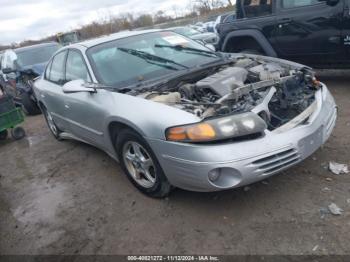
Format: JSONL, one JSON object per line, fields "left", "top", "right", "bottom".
{"left": 0, "top": 71, "right": 349, "bottom": 255}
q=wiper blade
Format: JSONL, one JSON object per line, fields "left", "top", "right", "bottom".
{"left": 154, "top": 44, "right": 218, "bottom": 57}
{"left": 117, "top": 47, "right": 189, "bottom": 69}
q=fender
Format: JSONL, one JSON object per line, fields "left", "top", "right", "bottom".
{"left": 222, "top": 29, "right": 277, "bottom": 57}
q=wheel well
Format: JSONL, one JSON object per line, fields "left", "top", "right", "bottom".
{"left": 108, "top": 121, "right": 140, "bottom": 146}
{"left": 224, "top": 36, "right": 264, "bottom": 54}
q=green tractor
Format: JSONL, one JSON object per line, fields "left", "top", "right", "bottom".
{"left": 56, "top": 31, "right": 80, "bottom": 46}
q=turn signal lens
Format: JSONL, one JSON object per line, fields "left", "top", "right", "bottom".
{"left": 166, "top": 123, "right": 216, "bottom": 142}
{"left": 166, "top": 127, "right": 187, "bottom": 141}
{"left": 187, "top": 123, "right": 216, "bottom": 141}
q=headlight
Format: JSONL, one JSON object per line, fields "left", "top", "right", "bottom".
{"left": 166, "top": 112, "right": 267, "bottom": 143}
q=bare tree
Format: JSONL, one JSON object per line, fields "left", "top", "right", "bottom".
{"left": 172, "top": 5, "right": 179, "bottom": 19}
{"left": 192, "top": 0, "right": 227, "bottom": 15}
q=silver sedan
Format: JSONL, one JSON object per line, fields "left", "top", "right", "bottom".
{"left": 34, "top": 30, "right": 337, "bottom": 198}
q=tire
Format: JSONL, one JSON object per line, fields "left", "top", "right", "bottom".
{"left": 241, "top": 49, "right": 264, "bottom": 55}
{"left": 42, "top": 107, "right": 62, "bottom": 140}
{"left": 11, "top": 127, "right": 25, "bottom": 140}
{"left": 0, "top": 130, "right": 8, "bottom": 140}
{"left": 116, "top": 129, "right": 172, "bottom": 198}
{"left": 20, "top": 92, "right": 41, "bottom": 116}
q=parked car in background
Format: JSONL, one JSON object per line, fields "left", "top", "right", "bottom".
{"left": 0, "top": 42, "right": 61, "bottom": 114}
{"left": 189, "top": 24, "right": 207, "bottom": 33}
{"left": 217, "top": 0, "right": 350, "bottom": 69}
{"left": 169, "top": 26, "right": 219, "bottom": 46}
{"left": 214, "top": 12, "right": 235, "bottom": 33}
{"left": 203, "top": 21, "right": 216, "bottom": 32}
{"left": 34, "top": 30, "right": 337, "bottom": 198}
{"left": 0, "top": 50, "right": 5, "bottom": 74}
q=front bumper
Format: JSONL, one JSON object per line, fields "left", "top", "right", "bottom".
{"left": 147, "top": 84, "right": 337, "bottom": 192}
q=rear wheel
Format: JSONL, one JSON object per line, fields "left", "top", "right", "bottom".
{"left": 11, "top": 127, "right": 25, "bottom": 140}
{"left": 116, "top": 129, "right": 172, "bottom": 198}
{"left": 20, "top": 93, "right": 41, "bottom": 115}
{"left": 42, "top": 107, "right": 61, "bottom": 140}
{"left": 0, "top": 130, "right": 8, "bottom": 140}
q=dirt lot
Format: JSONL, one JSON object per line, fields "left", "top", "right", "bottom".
{"left": 0, "top": 71, "right": 349, "bottom": 256}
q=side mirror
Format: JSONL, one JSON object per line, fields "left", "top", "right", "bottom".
{"left": 2, "top": 68, "right": 16, "bottom": 74}
{"left": 62, "top": 79, "right": 95, "bottom": 93}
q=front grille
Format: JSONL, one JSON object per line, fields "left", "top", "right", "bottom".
{"left": 252, "top": 148, "right": 300, "bottom": 176}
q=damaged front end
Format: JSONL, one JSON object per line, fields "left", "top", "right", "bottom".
{"left": 136, "top": 55, "right": 322, "bottom": 141}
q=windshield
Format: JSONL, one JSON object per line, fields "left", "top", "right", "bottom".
{"left": 87, "top": 31, "right": 220, "bottom": 88}
{"left": 173, "top": 27, "right": 200, "bottom": 37}
{"left": 15, "top": 44, "right": 60, "bottom": 67}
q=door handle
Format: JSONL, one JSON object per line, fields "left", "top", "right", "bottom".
{"left": 64, "top": 104, "right": 70, "bottom": 109}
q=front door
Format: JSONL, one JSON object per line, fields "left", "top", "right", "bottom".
{"left": 274, "top": 0, "right": 344, "bottom": 66}
{"left": 62, "top": 49, "right": 107, "bottom": 147}
{"left": 41, "top": 50, "right": 69, "bottom": 131}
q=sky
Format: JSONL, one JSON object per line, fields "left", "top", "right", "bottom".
{"left": 0, "top": 0, "right": 190, "bottom": 45}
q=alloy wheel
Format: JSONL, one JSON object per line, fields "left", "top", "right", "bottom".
{"left": 45, "top": 110, "right": 58, "bottom": 136}
{"left": 122, "top": 141, "right": 157, "bottom": 188}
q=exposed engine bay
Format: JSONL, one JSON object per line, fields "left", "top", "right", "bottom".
{"left": 136, "top": 56, "right": 320, "bottom": 131}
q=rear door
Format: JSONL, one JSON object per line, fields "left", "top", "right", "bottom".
{"left": 40, "top": 50, "right": 69, "bottom": 130}
{"left": 273, "top": 0, "right": 344, "bottom": 66}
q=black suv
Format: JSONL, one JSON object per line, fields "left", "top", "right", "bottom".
{"left": 217, "top": 0, "right": 350, "bottom": 68}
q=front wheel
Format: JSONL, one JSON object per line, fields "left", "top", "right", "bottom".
{"left": 42, "top": 107, "right": 62, "bottom": 140}
{"left": 116, "top": 129, "right": 172, "bottom": 198}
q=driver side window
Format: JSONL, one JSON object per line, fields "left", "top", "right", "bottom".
{"left": 48, "top": 51, "right": 67, "bottom": 85}
{"left": 65, "top": 50, "right": 91, "bottom": 82}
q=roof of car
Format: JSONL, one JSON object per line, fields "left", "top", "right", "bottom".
{"left": 14, "top": 42, "right": 60, "bottom": 53}
{"left": 75, "top": 29, "right": 161, "bottom": 49}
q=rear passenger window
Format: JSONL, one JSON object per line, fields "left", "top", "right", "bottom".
{"left": 65, "top": 50, "right": 91, "bottom": 82}
{"left": 49, "top": 51, "right": 66, "bottom": 84}
{"left": 45, "top": 60, "right": 52, "bottom": 80}
{"left": 282, "top": 0, "right": 323, "bottom": 8}
{"left": 242, "top": 0, "right": 272, "bottom": 18}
